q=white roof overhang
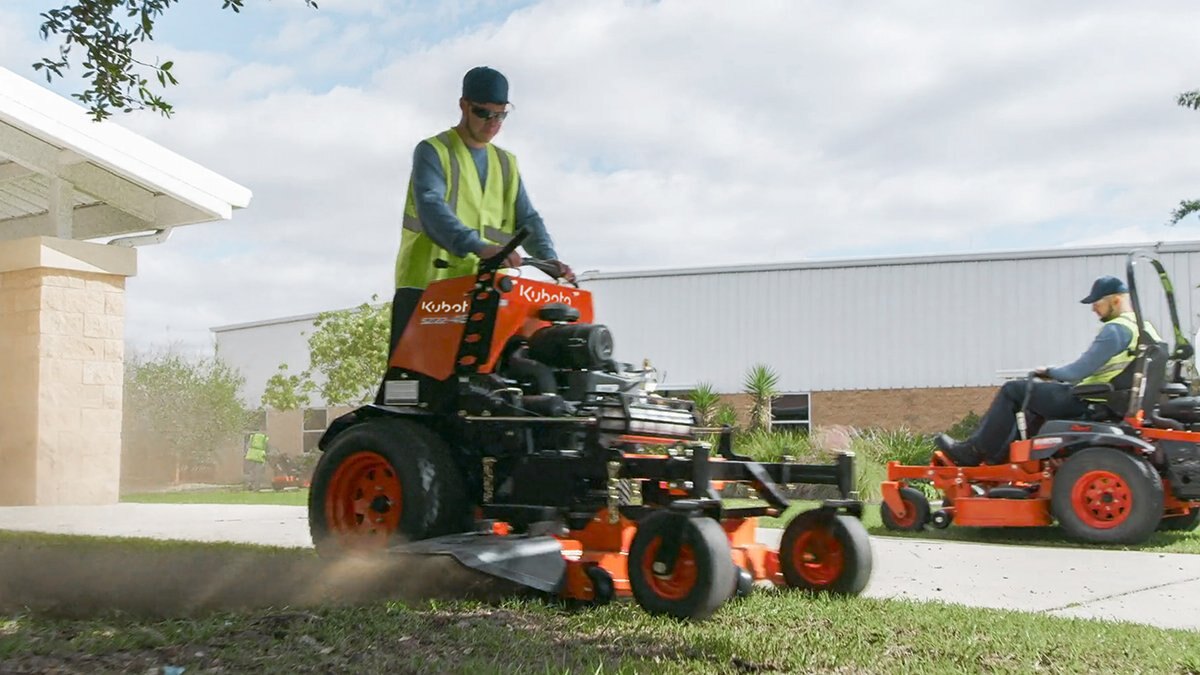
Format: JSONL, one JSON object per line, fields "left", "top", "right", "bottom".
{"left": 0, "top": 67, "right": 251, "bottom": 243}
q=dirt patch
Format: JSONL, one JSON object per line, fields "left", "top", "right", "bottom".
{"left": 0, "top": 539, "right": 514, "bottom": 618}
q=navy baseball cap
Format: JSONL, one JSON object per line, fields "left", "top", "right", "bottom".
{"left": 1081, "top": 275, "right": 1128, "bottom": 303}
{"left": 462, "top": 66, "right": 509, "bottom": 104}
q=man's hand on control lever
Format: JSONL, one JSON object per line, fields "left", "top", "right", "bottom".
{"left": 478, "top": 244, "right": 522, "bottom": 269}
{"left": 546, "top": 260, "right": 575, "bottom": 283}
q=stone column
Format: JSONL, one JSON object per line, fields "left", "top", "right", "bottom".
{"left": 0, "top": 236, "right": 136, "bottom": 505}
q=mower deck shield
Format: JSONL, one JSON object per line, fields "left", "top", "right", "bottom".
{"left": 391, "top": 532, "right": 566, "bottom": 593}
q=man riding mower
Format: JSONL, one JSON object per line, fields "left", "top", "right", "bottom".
{"left": 307, "top": 230, "right": 874, "bottom": 620}
{"left": 881, "top": 250, "right": 1200, "bottom": 545}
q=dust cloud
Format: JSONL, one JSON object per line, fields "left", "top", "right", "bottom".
{"left": 0, "top": 542, "right": 517, "bottom": 618}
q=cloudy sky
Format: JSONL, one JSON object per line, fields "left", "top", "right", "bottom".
{"left": 3, "top": 0, "right": 1200, "bottom": 352}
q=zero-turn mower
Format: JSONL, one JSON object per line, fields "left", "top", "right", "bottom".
{"left": 307, "top": 230, "right": 873, "bottom": 619}
{"left": 881, "top": 250, "right": 1200, "bottom": 545}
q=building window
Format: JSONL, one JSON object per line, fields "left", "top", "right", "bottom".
{"left": 302, "top": 408, "right": 329, "bottom": 453}
{"left": 772, "top": 393, "right": 810, "bottom": 432}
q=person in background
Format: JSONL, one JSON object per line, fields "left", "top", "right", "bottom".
{"left": 243, "top": 430, "right": 269, "bottom": 491}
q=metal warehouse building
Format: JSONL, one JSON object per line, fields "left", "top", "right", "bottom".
{"left": 214, "top": 240, "right": 1200, "bottom": 446}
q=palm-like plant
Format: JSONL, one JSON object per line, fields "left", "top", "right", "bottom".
{"left": 686, "top": 381, "right": 721, "bottom": 427}
{"left": 743, "top": 363, "right": 780, "bottom": 433}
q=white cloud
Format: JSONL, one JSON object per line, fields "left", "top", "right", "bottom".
{"left": 6, "top": 0, "right": 1200, "bottom": 355}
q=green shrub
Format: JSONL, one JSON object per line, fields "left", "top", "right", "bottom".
{"left": 869, "top": 427, "right": 934, "bottom": 466}
{"left": 733, "top": 428, "right": 813, "bottom": 463}
{"left": 685, "top": 382, "right": 721, "bottom": 428}
{"left": 713, "top": 403, "right": 740, "bottom": 427}
{"left": 946, "top": 410, "right": 982, "bottom": 440}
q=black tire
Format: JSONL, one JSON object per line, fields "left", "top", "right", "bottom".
{"left": 1158, "top": 508, "right": 1200, "bottom": 532}
{"left": 779, "top": 511, "right": 872, "bottom": 595}
{"left": 628, "top": 511, "right": 736, "bottom": 620}
{"left": 308, "top": 418, "right": 471, "bottom": 557}
{"left": 880, "top": 487, "right": 930, "bottom": 531}
{"left": 1051, "top": 447, "right": 1164, "bottom": 545}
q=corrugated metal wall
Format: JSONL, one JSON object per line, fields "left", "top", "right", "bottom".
{"left": 581, "top": 243, "right": 1200, "bottom": 393}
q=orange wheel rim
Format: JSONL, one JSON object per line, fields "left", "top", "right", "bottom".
{"left": 1071, "top": 469, "right": 1132, "bottom": 529}
{"left": 791, "top": 527, "right": 845, "bottom": 587}
{"left": 641, "top": 538, "right": 698, "bottom": 600}
{"left": 324, "top": 451, "right": 402, "bottom": 550}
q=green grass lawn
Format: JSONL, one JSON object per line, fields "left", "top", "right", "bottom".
{"left": 1, "top": 571, "right": 1197, "bottom": 673}
{"left": 122, "top": 487, "right": 309, "bottom": 507}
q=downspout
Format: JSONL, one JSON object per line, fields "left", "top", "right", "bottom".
{"left": 107, "top": 228, "right": 174, "bottom": 247}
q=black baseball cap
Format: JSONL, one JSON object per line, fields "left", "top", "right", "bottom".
{"left": 1081, "top": 275, "right": 1128, "bottom": 303}
{"left": 462, "top": 66, "right": 509, "bottom": 104}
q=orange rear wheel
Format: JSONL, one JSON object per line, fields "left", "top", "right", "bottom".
{"left": 324, "top": 451, "right": 403, "bottom": 551}
{"left": 1051, "top": 447, "right": 1162, "bottom": 545}
{"left": 1070, "top": 469, "right": 1132, "bottom": 529}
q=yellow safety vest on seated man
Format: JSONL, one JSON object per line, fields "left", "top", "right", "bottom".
{"left": 394, "top": 128, "right": 520, "bottom": 290}
{"left": 1079, "top": 312, "right": 1162, "bottom": 386}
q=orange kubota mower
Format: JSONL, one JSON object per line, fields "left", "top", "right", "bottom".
{"left": 307, "top": 230, "right": 873, "bottom": 619}
{"left": 881, "top": 250, "right": 1200, "bottom": 545}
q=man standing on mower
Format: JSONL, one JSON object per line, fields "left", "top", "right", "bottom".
{"left": 388, "top": 66, "right": 574, "bottom": 353}
{"left": 934, "top": 275, "right": 1160, "bottom": 466}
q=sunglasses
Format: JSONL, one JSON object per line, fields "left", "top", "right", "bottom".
{"left": 470, "top": 105, "right": 509, "bottom": 121}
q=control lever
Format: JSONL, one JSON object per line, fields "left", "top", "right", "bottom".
{"left": 521, "top": 257, "right": 579, "bottom": 288}
{"left": 479, "top": 228, "right": 530, "bottom": 272}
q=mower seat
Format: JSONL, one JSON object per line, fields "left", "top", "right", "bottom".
{"left": 1163, "top": 382, "right": 1190, "bottom": 398}
{"left": 1071, "top": 383, "right": 1130, "bottom": 422}
{"left": 1158, "top": 396, "right": 1200, "bottom": 423}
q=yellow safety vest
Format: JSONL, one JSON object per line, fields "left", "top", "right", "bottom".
{"left": 245, "top": 433, "right": 267, "bottom": 463}
{"left": 394, "top": 128, "right": 520, "bottom": 289}
{"left": 1079, "top": 312, "right": 1162, "bottom": 386}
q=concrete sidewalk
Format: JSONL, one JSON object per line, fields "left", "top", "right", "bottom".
{"left": 0, "top": 504, "right": 1197, "bottom": 631}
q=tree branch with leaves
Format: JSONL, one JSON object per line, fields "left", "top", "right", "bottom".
{"left": 1168, "top": 89, "right": 1200, "bottom": 225}
{"left": 33, "top": 0, "right": 317, "bottom": 121}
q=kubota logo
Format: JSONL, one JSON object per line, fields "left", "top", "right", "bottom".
{"left": 517, "top": 284, "right": 574, "bottom": 305}
{"left": 419, "top": 300, "right": 469, "bottom": 314}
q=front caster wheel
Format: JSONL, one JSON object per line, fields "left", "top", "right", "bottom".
{"left": 780, "top": 510, "right": 872, "bottom": 595}
{"left": 881, "top": 487, "right": 930, "bottom": 531}
{"left": 628, "top": 511, "right": 736, "bottom": 620}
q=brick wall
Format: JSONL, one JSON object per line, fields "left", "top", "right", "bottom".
{"left": 812, "top": 386, "right": 996, "bottom": 433}
{"left": 706, "top": 387, "right": 995, "bottom": 434}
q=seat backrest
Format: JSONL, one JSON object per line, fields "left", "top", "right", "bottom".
{"left": 1075, "top": 339, "right": 1166, "bottom": 420}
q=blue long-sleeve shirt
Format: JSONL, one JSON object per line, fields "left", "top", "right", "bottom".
{"left": 410, "top": 138, "right": 557, "bottom": 260}
{"left": 1047, "top": 322, "right": 1133, "bottom": 383}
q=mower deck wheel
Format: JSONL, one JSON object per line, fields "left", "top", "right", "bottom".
{"left": 1051, "top": 447, "right": 1163, "bottom": 545}
{"left": 779, "top": 511, "right": 872, "bottom": 595}
{"left": 1158, "top": 507, "right": 1200, "bottom": 532}
{"left": 628, "top": 511, "right": 736, "bottom": 620}
{"left": 881, "top": 487, "right": 930, "bottom": 531}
